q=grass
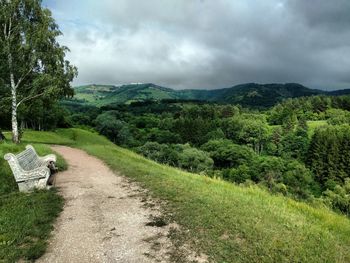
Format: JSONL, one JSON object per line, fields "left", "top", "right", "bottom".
{"left": 9, "top": 128, "right": 350, "bottom": 262}
{"left": 268, "top": 120, "right": 328, "bottom": 138}
{"left": 307, "top": 120, "right": 328, "bottom": 137}
{"left": 0, "top": 139, "right": 67, "bottom": 262}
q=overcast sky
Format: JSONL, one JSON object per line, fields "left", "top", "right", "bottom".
{"left": 43, "top": 0, "right": 350, "bottom": 90}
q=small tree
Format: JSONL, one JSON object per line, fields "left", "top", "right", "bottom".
{"left": 0, "top": 0, "right": 77, "bottom": 143}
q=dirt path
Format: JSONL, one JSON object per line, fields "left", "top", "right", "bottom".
{"left": 36, "top": 146, "right": 174, "bottom": 263}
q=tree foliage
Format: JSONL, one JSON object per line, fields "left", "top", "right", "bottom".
{"left": 0, "top": 0, "right": 77, "bottom": 142}
{"left": 307, "top": 125, "right": 350, "bottom": 189}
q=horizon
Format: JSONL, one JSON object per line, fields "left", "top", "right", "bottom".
{"left": 43, "top": 1, "right": 350, "bottom": 91}
{"left": 73, "top": 81, "right": 347, "bottom": 92}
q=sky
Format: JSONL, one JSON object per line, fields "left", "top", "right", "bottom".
{"left": 42, "top": 0, "right": 350, "bottom": 90}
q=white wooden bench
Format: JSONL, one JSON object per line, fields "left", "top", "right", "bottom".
{"left": 4, "top": 145, "right": 56, "bottom": 192}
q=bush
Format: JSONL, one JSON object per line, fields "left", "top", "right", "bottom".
{"left": 325, "top": 109, "right": 350, "bottom": 125}
{"left": 137, "top": 142, "right": 175, "bottom": 164}
{"left": 95, "top": 112, "right": 132, "bottom": 146}
{"left": 201, "top": 139, "right": 254, "bottom": 168}
{"left": 322, "top": 179, "right": 350, "bottom": 215}
{"left": 221, "top": 155, "right": 316, "bottom": 199}
{"left": 176, "top": 144, "right": 213, "bottom": 173}
{"left": 137, "top": 142, "right": 213, "bottom": 173}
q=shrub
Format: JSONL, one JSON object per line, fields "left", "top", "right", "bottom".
{"left": 322, "top": 179, "right": 350, "bottom": 215}
{"left": 137, "top": 142, "right": 213, "bottom": 173}
{"left": 201, "top": 139, "right": 254, "bottom": 168}
{"left": 95, "top": 112, "right": 132, "bottom": 146}
{"left": 221, "top": 155, "right": 316, "bottom": 199}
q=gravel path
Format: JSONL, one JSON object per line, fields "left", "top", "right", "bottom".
{"left": 36, "top": 146, "right": 173, "bottom": 263}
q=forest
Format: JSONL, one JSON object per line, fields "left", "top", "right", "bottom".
{"left": 2, "top": 92, "right": 350, "bottom": 217}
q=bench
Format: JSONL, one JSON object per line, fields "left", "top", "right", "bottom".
{"left": 4, "top": 145, "right": 57, "bottom": 192}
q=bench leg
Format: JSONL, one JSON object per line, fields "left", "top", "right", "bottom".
{"left": 17, "top": 179, "right": 46, "bottom": 192}
{"left": 17, "top": 172, "right": 51, "bottom": 192}
{"left": 18, "top": 181, "right": 33, "bottom": 193}
{"left": 37, "top": 175, "right": 50, "bottom": 189}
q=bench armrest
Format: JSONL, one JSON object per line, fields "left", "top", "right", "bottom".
{"left": 39, "top": 154, "right": 56, "bottom": 164}
{"left": 4, "top": 153, "right": 25, "bottom": 174}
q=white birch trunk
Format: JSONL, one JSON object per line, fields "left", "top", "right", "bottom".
{"left": 8, "top": 52, "right": 19, "bottom": 143}
{"left": 10, "top": 73, "right": 19, "bottom": 143}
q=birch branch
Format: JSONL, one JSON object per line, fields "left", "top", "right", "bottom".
{"left": 16, "top": 91, "right": 45, "bottom": 108}
{"left": 15, "top": 64, "right": 35, "bottom": 89}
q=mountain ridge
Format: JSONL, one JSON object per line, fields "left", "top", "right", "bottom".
{"left": 72, "top": 82, "right": 350, "bottom": 108}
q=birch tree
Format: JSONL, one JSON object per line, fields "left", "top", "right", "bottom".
{"left": 0, "top": 0, "right": 77, "bottom": 143}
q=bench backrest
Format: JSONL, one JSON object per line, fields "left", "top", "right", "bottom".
{"left": 4, "top": 145, "right": 49, "bottom": 182}
{"left": 16, "top": 146, "right": 43, "bottom": 171}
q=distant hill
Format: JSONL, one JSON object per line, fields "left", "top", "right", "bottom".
{"left": 327, "top": 89, "right": 350, "bottom": 96}
{"left": 73, "top": 83, "right": 180, "bottom": 106}
{"left": 72, "top": 82, "right": 348, "bottom": 108}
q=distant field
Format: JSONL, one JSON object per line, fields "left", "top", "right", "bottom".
{"left": 307, "top": 120, "right": 328, "bottom": 136}
{"left": 2, "top": 128, "right": 348, "bottom": 262}
{"left": 267, "top": 120, "right": 327, "bottom": 138}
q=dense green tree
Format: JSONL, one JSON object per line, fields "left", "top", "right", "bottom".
{"left": 237, "top": 118, "right": 270, "bottom": 154}
{"left": 203, "top": 128, "right": 226, "bottom": 141}
{"left": 137, "top": 142, "right": 213, "bottom": 173}
{"left": 322, "top": 178, "right": 350, "bottom": 216}
{"left": 222, "top": 156, "right": 316, "bottom": 199}
{"left": 201, "top": 139, "right": 254, "bottom": 168}
{"left": 221, "top": 114, "right": 270, "bottom": 154}
{"left": 0, "top": 0, "right": 77, "bottom": 142}
{"left": 266, "top": 126, "right": 283, "bottom": 156}
{"left": 325, "top": 109, "right": 350, "bottom": 125}
{"left": 280, "top": 121, "right": 309, "bottom": 161}
{"left": 174, "top": 116, "right": 213, "bottom": 145}
{"left": 176, "top": 144, "right": 213, "bottom": 173}
{"left": 95, "top": 112, "right": 131, "bottom": 146}
{"left": 307, "top": 125, "right": 350, "bottom": 189}
{"left": 137, "top": 142, "right": 175, "bottom": 165}
{"left": 145, "top": 128, "right": 181, "bottom": 144}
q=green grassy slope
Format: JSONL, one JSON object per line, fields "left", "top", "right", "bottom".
{"left": 15, "top": 129, "right": 350, "bottom": 262}
{"left": 73, "top": 83, "right": 182, "bottom": 106}
{"left": 0, "top": 139, "right": 67, "bottom": 262}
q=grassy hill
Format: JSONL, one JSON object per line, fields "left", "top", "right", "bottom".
{"left": 72, "top": 82, "right": 330, "bottom": 108}
{"left": 2, "top": 129, "right": 350, "bottom": 262}
{"left": 73, "top": 83, "right": 182, "bottom": 106}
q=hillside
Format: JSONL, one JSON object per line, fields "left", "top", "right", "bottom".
{"left": 3, "top": 128, "right": 350, "bottom": 262}
{"left": 73, "top": 83, "right": 182, "bottom": 106}
{"left": 328, "top": 89, "right": 350, "bottom": 96}
{"left": 72, "top": 82, "right": 330, "bottom": 107}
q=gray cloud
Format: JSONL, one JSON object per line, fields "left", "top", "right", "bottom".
{"left": 43, "top": 0, "right": 350, "bottom": 90}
